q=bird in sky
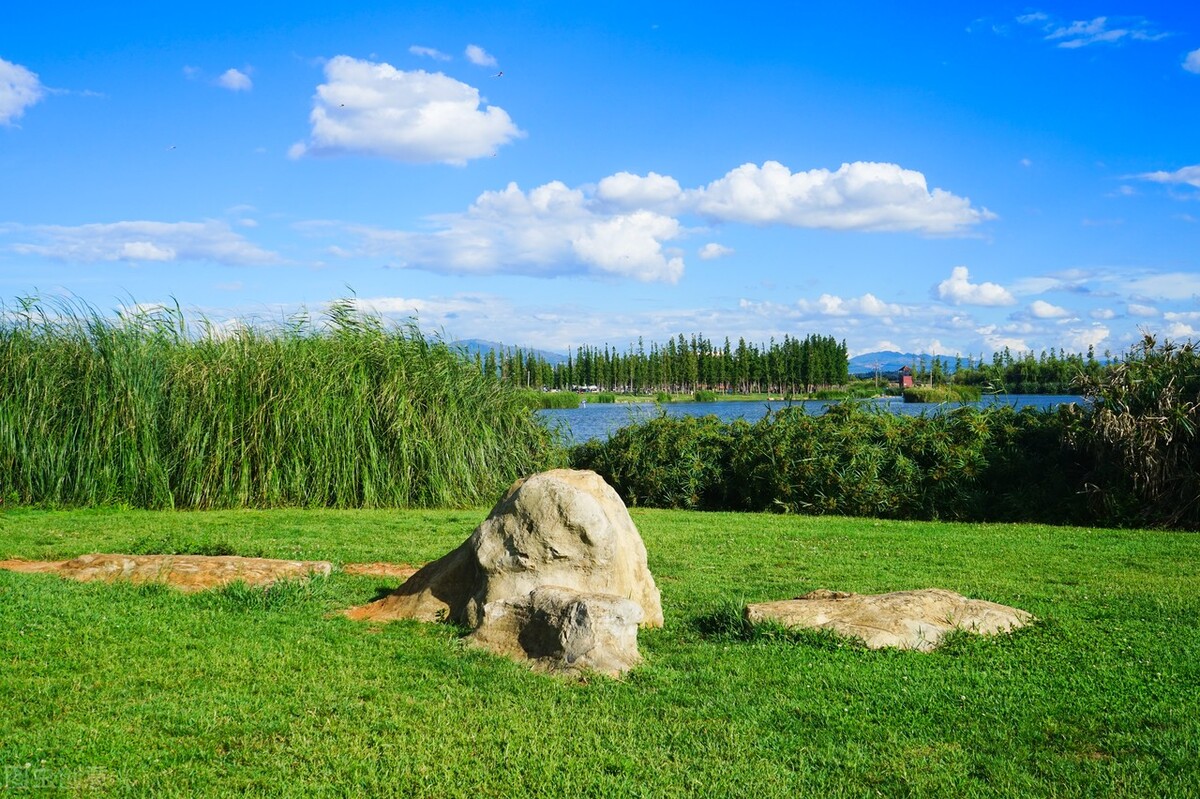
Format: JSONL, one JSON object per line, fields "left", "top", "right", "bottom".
{"left": 492, "top": 71, "right": 503, "bottom": 78}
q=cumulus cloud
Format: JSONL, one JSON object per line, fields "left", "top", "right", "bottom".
{"left": 217, "top": 68, "right": 252, "bottom": 91}
{"left": 698, "top": 243, "right": 733, "bottom": 260}
{"left": 325, "top": 161, "right": 990, "bottom": 283}
{"left": 0, "top": 57, "right": 45, "bottom": 125}
{"left": 1091, "top": 308, "right": 1116, "bottom": 320}
{"left": 1136, "top": 164, "right": 1200, "bottom": 189}
{"left": 289, "top": 55, "right": 522, "bottom": 165}
{"left": 340, "top": 180, "right": 684, "bottom": 283}
{"left": 1019, "top": 13, "right": 1167, "bottom": 48}
{"left": 1187, "top": 48, "right": 1200, "bottom": 73}
{"left": 1029, "top": 299, "right": 1071, "bottom": 318}
{"left": 685, "top": 161, "right": 994, "bottom": 235}
{"left": 7, "top": 220, "right": 281, "bottom": 265}
{"left": 936, "top": 266, "right": 1017, "bottom": 306}
{"left": 1063, "top": 324, "right": 1111, "bottom": 351}
{"left": 409, "top": 45, "right": 451, "bottom": 61}
{"left": 597, "top": 171, "right": 683, "bottom": 210}
{"left": 465, "top": 44, "right": 497, "bottom": 67}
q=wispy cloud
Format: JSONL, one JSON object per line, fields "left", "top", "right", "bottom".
{"left": 1135, "top": 164, "right": 1200, "bottom": 189}
{"left": 5, "top": 220, "right": 281, "bottom": 266}
{"left": 289, "top": 55, "right": 522, "bottom": 164}
{"left": 409, "top": 45, "right": 451, "bottom": 62}
{"left": 0, "top": 57, "right": 45, "bottom": 125}
{"left": 1017, "top": 12, "right": 1167, "bottom": 49}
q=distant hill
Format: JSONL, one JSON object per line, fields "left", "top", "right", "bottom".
{"left": 848, "top": 351, "right": 963, "bottom": 378}
{"left": 451, "top": 339, "right": 569, "bottom": 366}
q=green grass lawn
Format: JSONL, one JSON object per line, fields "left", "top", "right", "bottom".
{"left": 2, "top": 508, "right": 1198, "bottom": 797}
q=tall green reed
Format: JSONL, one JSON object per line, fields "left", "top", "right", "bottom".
{"left": 0, "top": 297, "right": 562, "bottom": 509}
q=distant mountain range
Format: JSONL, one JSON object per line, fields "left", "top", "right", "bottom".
{"left": 451, "top": 339, "right": 570, "bottom": 366}
{"left": 848, "top": 351, "right": 963, "bottom": 377}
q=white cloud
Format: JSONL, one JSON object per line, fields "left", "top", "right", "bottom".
{"left": 322, "top": 161, "right": 991, "bottom": 283}
{"left": 1091, "top": 308, "right": 1116, "bottom": 320}
{"left": 1064, "top": 324, "right": 1111, "bottom": 352}
{"left": 7, "top": 220, "right": 281, "bottom": 265}
{"left": 936, "top": 266, "right": 1017, "bottom": 306}
{"left": 465, "top": 44, "right": 497, "bottom": 67}
{"left": 1136, "top": 165, "right": 1200, "bottom": 188}
{"left": 1029, "top": 299, "right": 1071, "bottom": 318}
{"left": 1186, "top": 48, "right": 1200, "bottom": 74}
{"left": 289, "top": 55, "right": 521, "bottom": 165}
{"left": 1164, "top": 323, "right": 1198, "bottom": 339}
{"left": 1126, "top": 272, "right": 1200, "bottom": 300}
{"left": 1165, "top": 311, "right": 1200, "bottom": 322}
{"left": 685, "top": 161, "right": 993, "bottom": 235}
{"left": 0, "top": 57, "right": 45, "bottom": 125}
{"left": 597, "top": 171, "right": 683, "bottom": 209}
{"left": 1127, "top": 303, "right": 1160, "bottom": 317}
{"left": 409, "top": 45, "right": 451, "bottom": 61}
{"left": 217, "top": 68, "right": 252, "bottom": 91}
{"left": 1019, "top": 14, "right": 1167, "bottom": 49}
{"left": 797, "top": 292, "right": 907, "bottom": 318}
{"left": 339, "top": 180, "right": 685, "bottom": 283}
{"left": 698, "top": 243, "right": 733, "bottom": 260}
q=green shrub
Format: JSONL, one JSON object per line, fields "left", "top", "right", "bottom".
{"left": 903, "top": 385, "right": 982, "bottom": 403}
{"left": 593, "top": 392, "right": 617, "bottom": 404}
{"left": 654, "top": 391, "right": 673, "bottom": 403}
{"left": 693, "top": 390, "right": 718, "bottom": 402}
{"left": 1069, "top": 335, "right": 1200, "bottom": 529}
{"left": 572, "top": 402, "right": 1087, "bottom": 523}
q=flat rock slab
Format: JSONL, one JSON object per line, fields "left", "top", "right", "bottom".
{"left": 0, "top": 554, "right": 333, "bottom": 592}
{"left": 745, "top": 588, "right": 1034, "bottom": 652}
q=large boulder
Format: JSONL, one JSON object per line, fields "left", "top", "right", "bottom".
{"left": 745, "top": 588, "right": 1033, "bottom": 652}
{"left": 345, "top": 469, "right": 664, "bottom": 631}
{"left": 467, "top": 586, "right": 644, "bottom": 676}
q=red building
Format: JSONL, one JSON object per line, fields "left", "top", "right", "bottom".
{"left": 898, "top": 365, "right": 914, "bottom": 388}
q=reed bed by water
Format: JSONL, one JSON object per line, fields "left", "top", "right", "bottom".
{"left": 0, "top": 298, "right": 560, "bottom": 509}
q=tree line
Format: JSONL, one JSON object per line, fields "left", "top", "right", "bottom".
{"left": 474, "top": 333, "right": 850, "bottom": 395}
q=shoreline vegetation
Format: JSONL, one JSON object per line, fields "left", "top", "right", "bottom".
{"left": 2, "top": 298, "right": 1196, "bottom": 530}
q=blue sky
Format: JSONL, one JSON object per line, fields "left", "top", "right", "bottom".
{"left": 2, "top": 1, "right": 1198, "bottom": 357}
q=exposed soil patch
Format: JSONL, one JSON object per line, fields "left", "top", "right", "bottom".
{"left": 340, "top": 562, "right": 420, "bottom": 580}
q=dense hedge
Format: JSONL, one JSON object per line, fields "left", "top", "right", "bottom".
{"left": 572, "top": 403, "right": 1091, "bottom": 523}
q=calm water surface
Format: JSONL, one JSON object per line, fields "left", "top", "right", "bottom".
{"left": 538, "top": 395, "right": 1084, "bottom": 445}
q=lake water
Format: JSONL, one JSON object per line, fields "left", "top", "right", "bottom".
{"left": 537, "top": 395, "right": 1085, "bottom": 445}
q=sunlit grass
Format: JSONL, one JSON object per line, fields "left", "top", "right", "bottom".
{"left": 2, "top": 507, "right": 1198, "bottom": 797}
